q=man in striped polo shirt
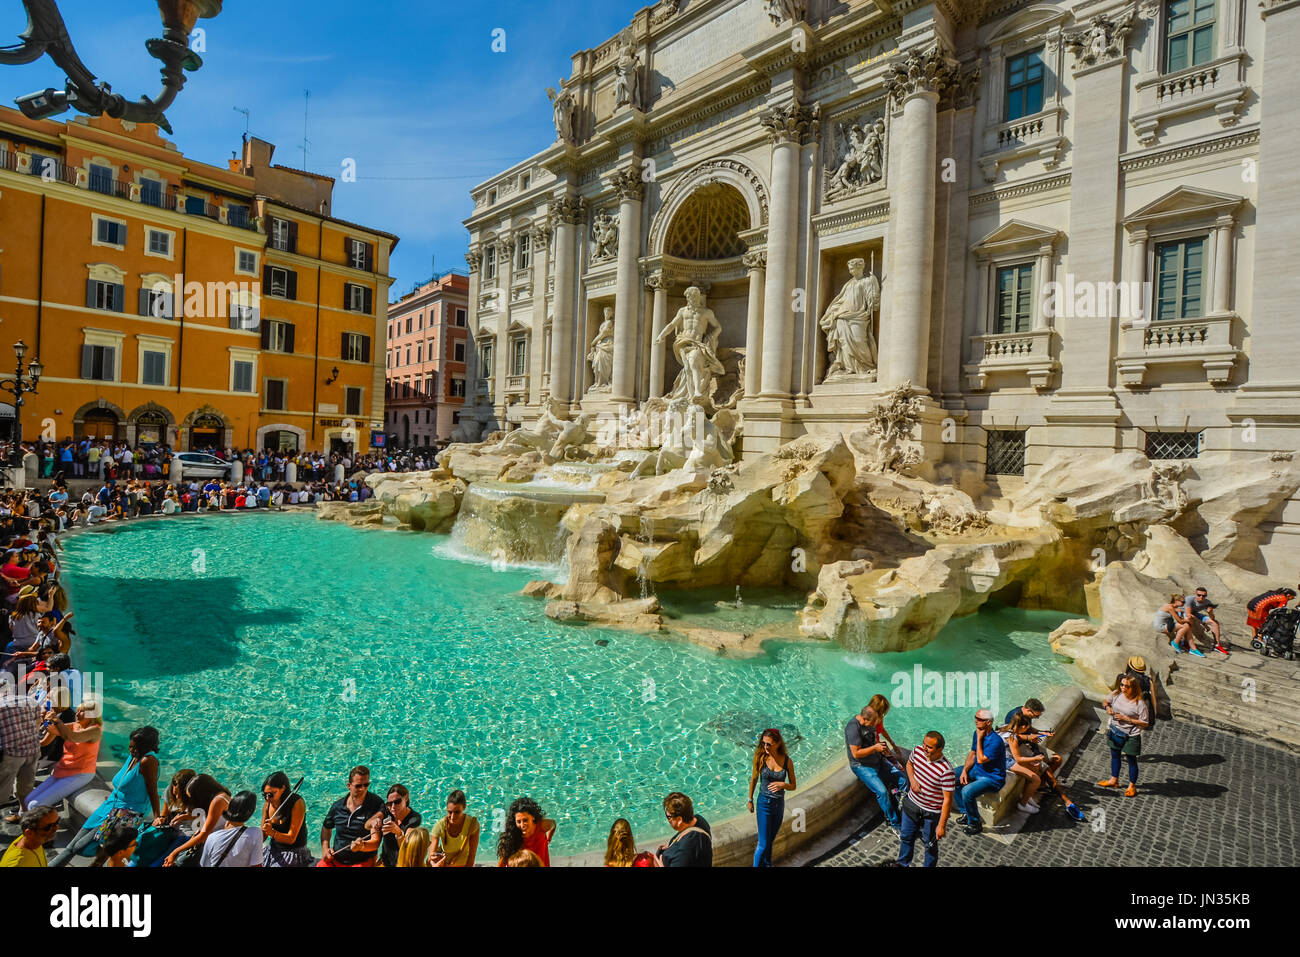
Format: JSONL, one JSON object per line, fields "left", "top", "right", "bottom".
{"left": 897, "top": 731, "right": 955, "bottom": 867}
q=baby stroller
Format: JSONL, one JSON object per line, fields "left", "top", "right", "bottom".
{"left": 1253, "top": 606, "right": 1299, "bottom": 660}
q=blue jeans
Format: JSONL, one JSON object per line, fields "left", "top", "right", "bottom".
{"left": 897, "top": 799, "right": 940, "bottom": 867}
{"left": 1110, "top": 749, "right": 1139, "bottom": 783}
{"left": 953, "top": 774, "right": 1003, "bottom": 820}
{"left": 851, "top": 762, "right": 907, "bottom": 828}
{"left": 753, "top": 793, "right": 783, "bottom": 867}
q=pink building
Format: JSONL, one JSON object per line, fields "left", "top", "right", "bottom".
{"left": 384, "top": 272, "right": 470, "bottom": 446}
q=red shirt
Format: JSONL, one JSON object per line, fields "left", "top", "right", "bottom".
{"left": 499, "top": 827, "right": 552, "bottom": 867}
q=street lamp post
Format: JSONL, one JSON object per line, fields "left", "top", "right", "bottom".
{"left": 1, "top": 339, "right": 43, "bottom": 472}
{"left": 0, "top": 0, "right": 224, "bottom": 134}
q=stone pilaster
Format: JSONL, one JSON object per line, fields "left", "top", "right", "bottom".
{"left": 529, "top": 220, "right": 553, "bottom": 405}
{"left": 880, "top": 44, "right": 956, "bottom": 392}
{"left": 742, "top": 250, "right": 767, "bottom": 398}
{"left": 758, "top": 102, "right": 817, "bottom": 399}
{"left": 646, "top": 272, "right": 670, "bottom": 399}
{"left": 610, "top": 166, "right": 645, "bottom": 406}
{"left": 549, "top": 196, "right": 585, "bottom": 407}
{"left": 494, "top": 236, "right": 515, "bottom": 421}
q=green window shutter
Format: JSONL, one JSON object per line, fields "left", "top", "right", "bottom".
{"left": 113, "top": 284, "right": 125, "bottom": 312}
{"left": 138, "top": 288, "right": 151, "bottom": 316}
{"left": 86, "top": 280, "right": 97, "bottom": 309}
{"left": 81, "top": 345, "right": 94, "bottom": 378}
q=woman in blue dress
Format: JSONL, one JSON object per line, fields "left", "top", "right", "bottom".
{"left": 746, "top": 727, "right": 797, "bottom": 867}
{"left": 49, "top": 726, "right": 161, "bottom": 867}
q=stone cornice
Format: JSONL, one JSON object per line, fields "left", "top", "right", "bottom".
{"left": 1260, "top": 0, "right": 1300, "bottom": 17}
{"left": 812, "top": 199, "right": 891, "bottom": 235}
{"left": 969, "top": 170, "right": 1071, "bottom": 207}
{"left": 1118, "top": 126, "right": 1260, "bottom": 172}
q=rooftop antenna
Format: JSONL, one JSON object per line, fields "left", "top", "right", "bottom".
{"left": 234, "top": 106, "right": 250, "bottom": 140}
{"left": 301, "top": 90, "right": 311, "bottom": 171}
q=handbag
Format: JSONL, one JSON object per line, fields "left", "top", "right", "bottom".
{"left": 90, "top": 805, "right": 144, "bottom": 845}
{"left": 1105, "top": 723, "right": 1131, "bottom": 751}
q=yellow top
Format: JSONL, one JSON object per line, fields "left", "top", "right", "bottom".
{"left": 1, "top": 837, "right": 47, "bottom": 867}
{"left": 432, "top": 815, "right": 480, "bottom": 866}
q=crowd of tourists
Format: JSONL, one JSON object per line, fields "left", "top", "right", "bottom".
{"left": 1154, "top": 584, "right": 1300, "bottom": 660}
{"left": 9, "top": 439, "right": 440, "bottom": 483}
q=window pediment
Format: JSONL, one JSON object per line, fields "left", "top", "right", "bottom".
{"left": 86, "top": 263, "right": 126, "bottom": 283}
{"left": 985, "top": 3, "right": 1071, "bottom": 44}
{"left": 972, "top": 220, "right": 1062, "bottom": 256}
{"left": 1123, "top": 186, "right": 1242, "bottom": 231}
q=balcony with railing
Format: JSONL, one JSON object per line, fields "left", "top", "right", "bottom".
{"left": 964, "top": 328, "right": 1059, "bottom": 391}
{"left": 1131, "top": 53, "right": 1249, "bottom": 146}
{"left": 1115, "top": 313, "right": 1241, "bottom": 387}
{"left": 978, "top": 105, "right": 1066, "bottom": 184}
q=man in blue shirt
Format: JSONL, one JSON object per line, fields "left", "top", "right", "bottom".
{"left": 953, "top": 709, "right": 1006, "bottom": 835}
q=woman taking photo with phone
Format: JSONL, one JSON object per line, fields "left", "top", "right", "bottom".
{"left": 260, "top": 772, "right": 311, "bottom": 867}
{"left": 430, "top": 789, "right": 479, "bottom": 867}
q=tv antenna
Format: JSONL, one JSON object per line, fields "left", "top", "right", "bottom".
{"left": 301, "top": 90, "right": 312, "bottom": 171}
{"left": 234, "top": 106, "right": 250, "bottom": 139}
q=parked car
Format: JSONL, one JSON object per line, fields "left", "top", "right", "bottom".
{"left": 172, "top": 452, "right": 232, "bottom": 480}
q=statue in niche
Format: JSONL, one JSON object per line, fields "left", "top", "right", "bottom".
{"left": 824, "top": 116, "right": 886, "bottom": 200}
{"left": 615, "top": 39, "right": 642, "bottom": 110}
{"left": 819, "top": 256, "right": 880, "bottom": 380}
{"left": 547, "top": 84, "right": 576, "bottom": 143}
{"left": 591, "top": 209, "right": 619, "bottom": 262}
{"left": 765, "top": 0, "right": 806, "bottom": 26}
{"left": 657, "top": 286, "right": 725, "bottom": 408}
{"left": 588, "top": 307, "right": 615, "bottom": 391}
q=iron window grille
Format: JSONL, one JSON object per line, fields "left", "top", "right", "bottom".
{"left": 986, "top": 430, "right": 1027, "bottom": 476}
{"left": 1145, "top": 430, "right": 1201, "bottom": 460}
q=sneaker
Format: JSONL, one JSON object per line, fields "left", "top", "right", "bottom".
{"left": 1215, "top": 644, "right": 1231, "bottom": 656}
{"left": 963, "top": 822, "right": 983, "bottom": 835}
{"left": 1066, "top": 804, "right": 1086, "bottom": 822}
{"left": 1017, "top": 800, "right": 1040, "bottom": 815}
{"left": 956, "top": 814, "right": 970, "bottom": 826}
{"left": 1170, "top": 640, "right": 1183, "bottom": 654}
{"left": 1189, "top": 648, "right": 1206, "bottom": 658}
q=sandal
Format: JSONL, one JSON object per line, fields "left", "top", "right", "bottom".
{"left": 1097, "top": 778, "right": 1118, "bottom": 788}
{"left": 1124, "top": 783, "right": 1137, "bottom": 797}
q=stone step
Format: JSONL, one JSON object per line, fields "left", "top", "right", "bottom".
{"left": 1168, "top": 687, "right": 1300, "bottom": 752}
{"left": 1165, "top": 664, "right": 1300, "bottom": 706}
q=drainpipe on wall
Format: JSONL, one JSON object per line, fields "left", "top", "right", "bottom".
{"left": 310, "top": 264, "right": 322, "bottom": 444}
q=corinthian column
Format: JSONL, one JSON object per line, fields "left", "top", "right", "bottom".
{"left": 742, "top": 250, "right": 767, "bottom": 397}
{"left": 529, "top": 220, "right": 553, "bottom": 404}
{"left": 759, "top": 103, "right": 816, "bottom": 399}
{"left": 548, "top": 196, "right": 584, "bottom": 406}
{"left": 646, "top": 273, "right": 670, "bottom": 399}
{"left": 610, "top": 166, "right": 645, "bottom": 406}
{"left": 494, "top": 236, "right": 515, "bottom": 418}
{"left": 880, "top": 44, "right": 955, "bottom": 391}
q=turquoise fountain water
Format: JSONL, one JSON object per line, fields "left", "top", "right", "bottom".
{"left": 59, "top": 511, "right": 1075, "bottom": 856}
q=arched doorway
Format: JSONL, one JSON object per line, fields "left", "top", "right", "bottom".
{"left": 190, "top": 413, "right": 224, "bottom": 450}
{"left": 81, "top": 409, "right": 119, "bottom": 442}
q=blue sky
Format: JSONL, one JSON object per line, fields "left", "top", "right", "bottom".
{"left": 1, "top": 0, "right": 641, "bottom": 297}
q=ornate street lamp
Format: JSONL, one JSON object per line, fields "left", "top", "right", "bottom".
{"left": 0, "top": 0, "right": 223, "bottom": 134}
{"left": 2, "top": 340, "right": 43, "bottom": 468}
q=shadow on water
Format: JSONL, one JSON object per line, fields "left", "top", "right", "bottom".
{"left": 73, "top": 575, "right": 302, "bottom": 678}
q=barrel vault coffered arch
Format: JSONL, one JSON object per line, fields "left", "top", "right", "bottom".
{"left": 648, "top": 157, "right": 770, "bottom": 258}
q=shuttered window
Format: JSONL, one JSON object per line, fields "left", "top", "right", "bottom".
{"left": 344, "top": 283, "right": 373, "bottom": 314}
{"left": 345, "top": 387, "right": 363, "bottom": 416}
{"left": 260, "top": 320, "right": 294, "bottom": 353}
{"left": 86, "top": 280, "right": 124, "bottom": 312}
{"left": 265, "top": 379, "right": 287, "bottom": 410}
{"left": 141, "top": 350, "right": 168, "bottom": 386}
{"left": 341, "top": 333, "right": 371, "bottom": 363}
{"left": 264, "top": 265, "right": 297, "bottom": 300}
{"left": 80, "top": 345, "right": 116, "bottom": 381}
{"left": 232, "top": 360, "right": 254, "bottom": 393}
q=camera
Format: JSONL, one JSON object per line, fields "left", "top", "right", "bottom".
{"left": 16, "top": 89, "right": 70, "bottom": 121}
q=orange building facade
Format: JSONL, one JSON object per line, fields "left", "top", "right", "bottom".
{"left": 0, "top": 108, "right": 397, "bottom": 453}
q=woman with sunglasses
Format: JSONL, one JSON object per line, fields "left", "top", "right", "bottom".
{"left": 376, "top": 784, "right": 422, "bottom": 868}
{"left": 260, "top": 771, "right": 312, "bottom": 867}
{"left": 430, "top": 789, "right": 480, "bottom": 867}
{"left": 747, "top": 727, "right": 797, "bottom": 867}
{"left": 1098, "top": 674, "right": 1151, "bottom": 797}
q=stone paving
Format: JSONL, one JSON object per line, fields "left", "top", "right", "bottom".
{"left": 814, "top": 706, "right": 1300, "bottom": 867}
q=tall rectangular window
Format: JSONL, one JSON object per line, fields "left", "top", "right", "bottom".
{"left": 232, "top": 360, "right": 254, "bottom": 393}
{"left": 484, "top": 246, "right": 497, "bottom": 280}
{"left": 268, "top": 266, "right": 291, "bottom": 299}
{"left": 81, "top": 344, "right": 115, "bottom": 381}
{"left": 995, "top": 263, "right": 1035, "bottom": 334}
{"left": 91, "top": 280, "right": 120, "bottom": 311}
{"left": 265, "top": 379, "right": 287, "bottom": 410}
{"left": 451, "top": 377, "right": 466, "bottom": 397}
{"left": 456, "top": 308, "right": 466, "bottom": 327}
{"left": 264, "top": 320, "right": 291, "bottom": 353}
{"left": 270, "top": 218, "right": 294, "bottom": 252}
{"left": 1005, "top": 48, "right": 1045, "bottom": 121}
{"left": 454, "top": 341, "right": 466, "bottom": 362}
{"left": 140, "top": 179, "right": 163, "bottom": 207}
{"left": 88, "top": 164, "right": 113, "bottom": 194}
{"left": 511, "top": 339, "right": 527, "bottom": 376}
{"left": 1166, "top": 0, "right": 1216, "bottom": 73}
{"left": 141, "top": 350, "right": 167, "bottom": 386}
{"left": 517, "top": 234, "right": 531, "bottom": 271}
{"left": 1154, "top": 237, "right": 1205, "bottom": 321}
{"left": 345, "top": 387, "right": 363, "bottom": 416}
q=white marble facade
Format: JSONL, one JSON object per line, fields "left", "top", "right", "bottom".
{"left": 463, "top": 0, "right": 1300, "bottom": 571}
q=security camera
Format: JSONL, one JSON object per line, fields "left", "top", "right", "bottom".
{"left": 15, "top": 89, "right": 70, "bottom": 121}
